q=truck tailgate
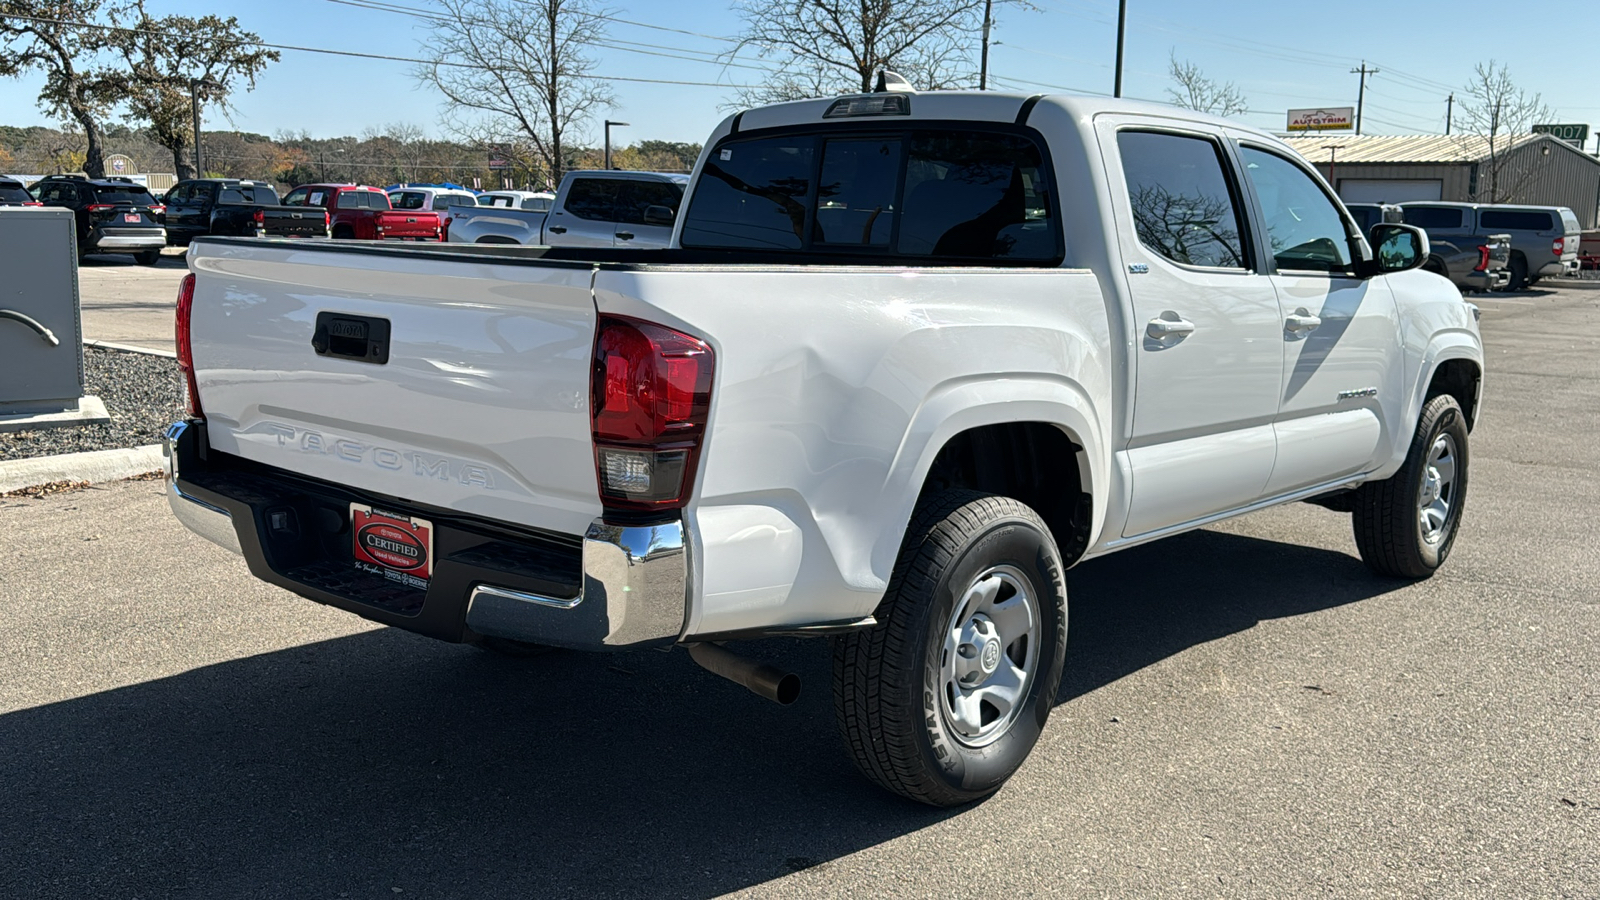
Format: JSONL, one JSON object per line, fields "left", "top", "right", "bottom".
{"left": 261, "top": 207, "right": 327, "bottom": 239}
{"left": 377, "top": 210, "right": 441, "bottom": 240}
{"left": 188, "top": 241, "right": 603, "bottom": 536}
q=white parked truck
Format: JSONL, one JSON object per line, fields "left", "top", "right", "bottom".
{"left": 165, "top": 90, "right": 1483, "bottom": 807}
{"left": 446, "top": 170, "right": 687, "bottom": 248}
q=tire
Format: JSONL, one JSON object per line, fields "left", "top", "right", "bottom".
{"left": 1352, "top": 394, "right": 1469, "bottom": 578}
{"left": 475, "top": 636, "right": 559, "bottom": 658}
{"left": 1504, "top": 253, "right": 1528, "bottom": 291}
{"left": 134, "top": 250, "right": 160, "bottom": 265}
{"left": 1526, "top": 274, "right": 1542, "bottom": 287}
{"left": 833, "top": 490, "right": 1068, "bottom": 807}
{"left": 1423, "top": 257, "right": 1447, "bottom": 277}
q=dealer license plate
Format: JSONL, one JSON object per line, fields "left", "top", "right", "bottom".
{"left": 350, "top": 503, "right": 433, "bottom": 590}
{"left": 123, "top": 213, "right": 140, "bottom": 223}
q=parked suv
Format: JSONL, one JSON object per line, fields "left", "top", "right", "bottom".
{"left": 1400, "top": 201, "right": 1581, "bottom": 290}
{"left": 0, "top": 177, "right": 42, "bottom": 207}
{"left": 31, "top": 174, "right": 166, "bottom": 263}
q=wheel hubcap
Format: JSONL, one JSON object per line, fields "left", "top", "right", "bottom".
{"left": 1419, "top": 433, "right": 1458, "bottom": 545}
{"left": 940, "top": 565, "right": 1040, "bottom": 747}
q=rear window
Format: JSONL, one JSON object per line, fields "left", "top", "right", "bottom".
{"left": 1559, "top": 209, "right": 1581, "bottom": 234}
{"left": 1401, "top": 206, "right": 1464, "bottom": 230}
{"left": 390, "top": 191, "right": 427, "bottom": 210}
{"left": 220, "top": 185, "right": 278, "bottom": 205}
{"left": 682, "top": 129, "right": 1059, "bottom": 261}
{"left": 1480, "top": 209, "right": 1554, "bottom": 231}
{"left": 93, "top": 186, "right": 153, "bottom": 206}
{"left": 565, "top": 178, "right": 620, "bottom": 221}
{"left": 0, "top": 182, "right": 29, "bottom": 202}
{"left": 522, "top": 196, "right": 551, "bottom": 211}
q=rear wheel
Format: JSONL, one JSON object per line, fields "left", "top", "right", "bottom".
{"left": 1352, "top": 393, "right": 1469, "bottom": 578}
{"left": 134, "top": 250, "right": 160, "bottom": 265}
{"left": 833, "top": 490, "right": 1068, "bottom": 807}
{"left": 331, "top": 225, "right": 354, "bottom": 240}
{"left": 1504, "top": 253, "right": 1528, "bottom": 291}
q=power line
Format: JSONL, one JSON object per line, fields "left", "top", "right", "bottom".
{"left": 0, "top": 10, "right": 760, "bottom": 89}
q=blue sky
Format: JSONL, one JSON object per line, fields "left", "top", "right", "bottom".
{"left": 1, "top": 0, "right": 1593, "bottom": 149}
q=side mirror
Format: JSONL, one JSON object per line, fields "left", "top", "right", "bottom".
{"left": 1364, "top": 223, "right": 1429, "bottom": 276}
{"left": 643, "top": 204, "right": 676, "bottom": 227}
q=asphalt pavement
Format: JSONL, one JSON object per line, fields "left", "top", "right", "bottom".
{"left": 1, "top": 282, "right": 1596, "bottom": 898}
{"left": 76, "top": 248, "right": 188, "bottom": 353}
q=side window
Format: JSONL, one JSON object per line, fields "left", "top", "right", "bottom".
{"left": 1480, "top": 209, "right": 1554, "bottom": 232}
{"left": 1239, "top": 146, "right": 1352, "bottom": 274}
{"left": 1117, "top": 131, "right": 1248, "bottom": 269}
{"left": 335, "top": 191, "right": 362, "bottom": 210}
{"left": 282, "top": 188, "right": 308, "bottom": 207}
{"left": 390, "top": 191, "right": 425, "bottom": 210}
{"left": 522, "top": 196, "right": 551, "bottom": 211}
{"left": 366, "top": 191, "right": 390, "bottom": 210}
{"left": 564, "top": 178, "right": 620, "bottom": 221}
{"left": 899, "top": 132, "right": 1054, "bottom": 259}
{"left": 681, "top": 136, "right": 814, "bottom": 250}
{"left": 1401, "top": 206, "right": 1462, "bottom": 230}
{"left": 615, "top": 181, "right": 686, "bottom": 226}
{"left": 167, "top": 183, "right": 193, "bottom": 205}
{"left": 192, "top": 182, "right": 217, "bottom": 203}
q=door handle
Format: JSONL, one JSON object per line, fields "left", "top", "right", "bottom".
{"left": 615, "top": 231, "right": 634, "bottom": 241}
{"left": 548, "top": 225, "right": 567, "bottom": 234}
{"left": 1285, "top": 311, "right": 1322, "bottom": 334}
{"left": 1146, "top": 315, "right": 1196, "bottom": 339}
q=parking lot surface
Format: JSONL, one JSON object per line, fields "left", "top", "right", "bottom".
{"left": 76, "top": 248, "right": 189, "bottom": 353}
{"left": 2, "top": 282, "right": 1596, "bottom": 898}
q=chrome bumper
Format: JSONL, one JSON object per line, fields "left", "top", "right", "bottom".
{"left": 164, "top": 422, "right": 242, "bottom": 554}
{"left": 92, "top": 232, "right": 166, "bottom": 250}
{"left": 466, "top": 519, "right": 688, "bottom": 647}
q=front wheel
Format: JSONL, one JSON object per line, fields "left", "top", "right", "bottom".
{"left": 1352, "top": 394, "right": 1469, "bottom": 578}
{"left": 833, "top": 490, "right": 1068, "bottom": 807}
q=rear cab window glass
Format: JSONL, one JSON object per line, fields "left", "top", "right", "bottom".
{"left": 681, "top": 128, "right": 1059, "bottom": 261}
{"left": 220, "top": 185, "right": 277, "bottom": 205}
{"left": 390, "top": 191, "right": 427, "bottom": 210}
{"left": 522, "top": 196, "right": 551, "bottom": 211}
{"left": 0, "top": 182, "right": 31, "bottom": 202}
{"left": 1402, "top": 206, "right": 1464, "bottom": 230}
{"left": 1116, "top": 130, "right": 1247, "bottom": 269}
{"left": 1480, "top": 209, "right": 1554, "bottom": 231}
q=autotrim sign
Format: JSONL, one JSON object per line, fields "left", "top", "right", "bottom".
{"left": 1287, "top": 108, "right": 1355, "bottom": 132}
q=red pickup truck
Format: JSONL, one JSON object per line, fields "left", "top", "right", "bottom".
{"left": 282, "top": 183, "right": 442, "bottom": 241}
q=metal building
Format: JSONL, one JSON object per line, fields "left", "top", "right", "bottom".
{"left": 1283, "top": 133, "right": 1600, "bottom": 228}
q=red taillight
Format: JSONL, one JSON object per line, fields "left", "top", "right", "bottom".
{"left": 175, "top": 273, "right": 202, "bottom": 418}
{"left": 86, "top": 203, "right": 116, "bottom": 212}
{"left": 1474, "top": 245, "right": 1491, "bottom": 272}
{"left": 442, "top": 216, "right": 452, "bottom": 241}
{"left": 22, "top": 201, "right": 42, "bottom": 207}
{"left": 1553, "top": 237, "right": 1565, "bottom": 255}
{"left": 590, "top": 315, "right": 714, "bottom": 511}
{"left": 149, "top": 204, "right": 165, "bottom": 216}
{"left": 253, "top": 209, "right": 265, "bottom": 225}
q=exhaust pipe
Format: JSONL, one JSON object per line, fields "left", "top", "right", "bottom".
{"left": 687, "top": 642, "right": 801, "bottom": 705}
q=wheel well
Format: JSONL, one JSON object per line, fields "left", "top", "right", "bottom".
{"left": 1427, "top": 359, "right": 1480, "bottom": 431}
{"left": 475, "top": 236, "right": 519, "bottom": 244}
{"left": 331, "top": 224, "right": 354, "bottom": 238}
{"left": 1423, "top": 256, "right": 1447, "bottom": 275}
{"left": 919, "top": 422, "right": 1093, "bottom": 565}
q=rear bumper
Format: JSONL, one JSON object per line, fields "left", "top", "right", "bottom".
{"left": 163, "top": 420, "right": 688, "bottom": 649}
{"left": 1462, "top": 268, "right": 1510, "bottom": 291}
{"left": 1538, "top": 260, "right": 1578, "bottom": 277}
{"left": 90, "top": 230, "right": 166, "bottom": 250}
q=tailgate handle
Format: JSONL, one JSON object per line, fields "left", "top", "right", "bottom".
{"left": 312, "top": 312, "right": 390, "bottom": 364}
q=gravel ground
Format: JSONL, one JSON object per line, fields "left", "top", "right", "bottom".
{"left": 0, "top": 348, "right": 183, "bottom": 461}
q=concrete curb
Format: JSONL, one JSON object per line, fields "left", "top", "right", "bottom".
{"left": 83, "top": 339, "right": 177, "bottom": 359}
{"left": 0, "top": 444, "right": 164, "bottom": 494}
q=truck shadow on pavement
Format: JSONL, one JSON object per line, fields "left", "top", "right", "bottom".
{"left": 0, "top": 529, "right": 1401, "bottom": 899}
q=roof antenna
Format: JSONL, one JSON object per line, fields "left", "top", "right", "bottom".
{"left": 874, "top": 70, "right": 916, "bottom": 93}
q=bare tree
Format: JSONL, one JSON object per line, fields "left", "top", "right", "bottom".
{"left": 414, "top": 0, "right": 613, "bottom": 185}
{"left": 107, "top": 1, "right": 278, "bottom": 180}
{"left": 1457, "top": 60, "right": 1552, "bottom": 203}
{"left": 1165, "top": 52, "right": 1248, "bottom": 117}
{"left": 725, "top": 0, "right": 997, "bottom": 105}
{"left": 0, "top": 0, "right": 123, "bottom": 177}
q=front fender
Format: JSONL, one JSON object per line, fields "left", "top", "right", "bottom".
{"left": 1377, "top": 268, "right": 1483, "bottom": 478}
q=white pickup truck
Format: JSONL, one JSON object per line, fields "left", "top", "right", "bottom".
{"left": 446, "top": 170, "right": 687, "bottom": 248}
{"left": 165, "top": 89, "right": 1483, "bottom": 807}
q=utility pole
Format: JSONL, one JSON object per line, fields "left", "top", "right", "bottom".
{"left": 1445, "top": 93, "right": 1454, "bottom": 135}
{"left": 604, "top": 120, "right": 629, "bottom": 171}
{"left": 979, "top": 0, "right": 993, "bottom": 90}
{"left": 1113, "top": 0, "right": 1127, "bottom": 98}
{"left": 1350, "top": 62, "right": 1378, "bottom": 135}
{"left": 1327, "top": 145, "right": 1343, "bottom": 189}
